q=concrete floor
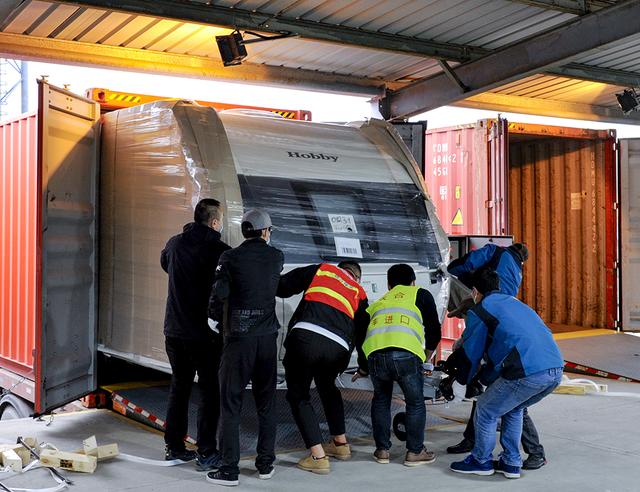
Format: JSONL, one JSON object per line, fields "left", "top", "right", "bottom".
{"left": 1, "top": 376, "right": 638, "bottom": 492}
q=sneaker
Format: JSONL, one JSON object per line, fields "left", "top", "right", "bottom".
{"left": 373, "top": 448, "right": 390, "bottom": 464}
{"left": 165, "top": 446, "right": 196, "bottom": 462}
{"left": 206, "top": 470, "right": 239, "bottom": 487}
{"left": 446, "top": 438, "right": 474, "bottom": 454}
{"left": 257, "top": 464, "right": 275, "bottom": 480}
{"left": 404, "top": 447, "right": 436, "bottom": 467}
{"left": 450, "top": 455, "right": 494, "bottom": 476}
{"left": 522, "top": 455, "right": 546, "bottom": 470}
{"left": 323, "top": 440, "right": 351, "bottom": 461}
{"left": 195, "top": 451, "right": 222, "bottom": 471}
{"left": 297, "top": 455, "right": 330, "bottom": 475}
{"left": 494, "top": 458, "right": 521, "bottom": 479}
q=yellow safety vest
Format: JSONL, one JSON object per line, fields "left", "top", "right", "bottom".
{"left": 363, "top": 285, "right": 426, "bottom": 361}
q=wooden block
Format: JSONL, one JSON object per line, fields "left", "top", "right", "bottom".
{"left": 22, "top": 437, "right": 40, "bottom": 453}
{"left": 80, "top": 440, "right": 119, "bottom": 461}
{"left": 94, "top": 443, "right": 119, "bottom": 461}
{"left": 554, "top": 384, "right": 587, "bottom": 395}
{"left": 0, "top": 444, "right": 30, "bottom": 466}
{"left": 1, "top": 449, "right": 22, "bottom": 472}
{"left": 82, "top": 436, "right": 98, "bottom": 456}
{"left": 39, "top": 449, "right": 97, "bottom": 473}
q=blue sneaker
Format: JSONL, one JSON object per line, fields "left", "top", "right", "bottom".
{"left": 494, "top": 458, "right": 521, "bottom": 479}
{"left": 196, "top": 451, "right": 222, "bottom": 471}
{"left": 450, "top": 455, "right": 495, "bottom": 476}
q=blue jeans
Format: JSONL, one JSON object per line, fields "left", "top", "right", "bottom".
{"left": 369, "top": 350, "right": 425, "bottom": 454}
{"left": 473, "top": 367, "right": 563, "bottom": 467}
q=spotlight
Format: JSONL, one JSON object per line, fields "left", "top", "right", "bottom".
{"left": 616, "top": 89, "right": 640, "bottom": 115}
{"left": 216, "top": 30, "right": 293, "bottom": 67}
{"left": 216, "top": 31, "right": 247, "bottom": 67}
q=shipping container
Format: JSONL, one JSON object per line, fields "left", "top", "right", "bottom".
{"left": 424, "top": 119, "right": 620, "bottom": 349}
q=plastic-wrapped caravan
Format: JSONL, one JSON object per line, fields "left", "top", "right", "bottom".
{"left": 0, "top": 82, "right": 448, "bottom": 416}
{"left": 98, "top": 100, "right": 450, "bottom": 371}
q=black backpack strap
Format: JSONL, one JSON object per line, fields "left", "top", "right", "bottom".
{"left": 486, "top": 247, "right": 505, "bottom": 271}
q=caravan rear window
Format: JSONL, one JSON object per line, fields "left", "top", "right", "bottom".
{"left": 238, "top": 175, "right": 442, "bottom": 268}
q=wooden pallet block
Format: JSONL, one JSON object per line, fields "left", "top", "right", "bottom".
{"left": 1, "top": 449, "right": 22, "bottom": 472}
{"left": 81, "top": 436, "right": 119, "bottom": 461}
{"left": 0, "top": 444, "right": 30, "bottom": 466}
{"left": 40, "top": 449, "right": 97, "bottom": 473}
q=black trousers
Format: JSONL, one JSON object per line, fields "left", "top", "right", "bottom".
{"left": 164, "top": 335, "right": 221, "bottom": 455}
{"left": 218, "top": 333, "right": 278, "bottom": 476}
{"left": 463, "top": 401, "right": 545, "bottom": 458}
{"left": 283, "top": 330, "right": 351, "bottom": 448}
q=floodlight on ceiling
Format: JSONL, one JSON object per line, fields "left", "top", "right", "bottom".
{"left": 216, "top": 29, "right": 293, "bottom": 67}
{"left": 616, "top": 88, "right": 640, "bottom": 115}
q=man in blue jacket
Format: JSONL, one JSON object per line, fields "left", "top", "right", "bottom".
{"left": 449, "top": 268, "right": 563, "bottom": 479}
{"left": 447, "top": 243, "right": 548, "bottom": 471}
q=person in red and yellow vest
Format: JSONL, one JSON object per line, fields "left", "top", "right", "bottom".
{"left": 277, "top": 261, "right": 368, "bottom": 475}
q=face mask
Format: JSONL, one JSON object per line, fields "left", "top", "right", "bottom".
{"left": 218, "top": 225, "right": 224, "bottom": 234}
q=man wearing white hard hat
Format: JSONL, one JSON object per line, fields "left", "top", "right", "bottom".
{"left": 207, "top": 209, "right": 284, "bottom": 487}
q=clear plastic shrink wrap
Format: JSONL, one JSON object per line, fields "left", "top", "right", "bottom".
{"left": 99, "top": 101, "right": 449, "bottom": 370}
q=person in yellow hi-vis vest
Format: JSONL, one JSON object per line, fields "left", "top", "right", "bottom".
{"left": 353, "top": 264, "right": 441, "bottom": 467}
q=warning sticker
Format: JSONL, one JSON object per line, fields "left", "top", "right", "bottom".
{"left": 329, "top": 214, "right": 358, "bottom": 233}
{"left": 452, "top": 208, "right": 464, "bottom": 226}
{"left": 334, "top": 237, "right": 363, "bottom": 258}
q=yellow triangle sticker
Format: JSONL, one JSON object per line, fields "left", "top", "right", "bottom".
{"left": 452, "top": 208, "right": 464, "bottom": 226}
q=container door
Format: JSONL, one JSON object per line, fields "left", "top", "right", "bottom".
{"left": 620, "top": 139, "right": 640, "bottom": 331}
{"left": 488, "top": 118, "right": 509, "bottom": 236}
{"left": 34, "top": 81, "right": 100, "bottom": 414}
{"left": 392, "top": 121, "right": 427, "bottom": 169}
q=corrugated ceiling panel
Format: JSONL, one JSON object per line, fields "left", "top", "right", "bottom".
{"left": 177, "top": 26, "right": 231, "bottom": 55}
{"left": 77, "top": 11, "right": 132, "bottom": 43}
{"left": 146, "top": 22, "right": 203, "bottom": 52}
{"left": 100, "top": 15, "right": 157, "bottom": 46}
{"left": 123, "top": 19, "right": 181, "bottom": 49}
{"left": 54, "top": 8, "right": 106, "bottom": 40}
{"left": 28, "top": 4, "right": 79, "bottom": 37}
{"left": 3, "top": 0, "right": 51, "bottom": 34}
{"left": 574, "top": 36, "right": 640, "bottom": 72}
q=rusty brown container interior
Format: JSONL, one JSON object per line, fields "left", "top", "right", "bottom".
{"left": 508, "top": 124, "right": 617, "bottom": 332}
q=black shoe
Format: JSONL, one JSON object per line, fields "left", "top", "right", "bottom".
{"left": 196, "top": 451, "right": 222, "bottom": 471}
{"left": 165, "top": 446, "right": 196, "bottom": 462}
{"left": 206, "top": 470, "right": 239, "bottom": 487}
{"left": 446, "top": 438, "right": 474, "bottom": 454}
{"left": 522, "top": 455, "right": 547, "bottom": 470}
{"left": 257, "top": 464, "right": 275, "bottom": 480}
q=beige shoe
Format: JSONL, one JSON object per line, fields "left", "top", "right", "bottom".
{"left": 404, "top": 447, "right": 436, "bottom": 467}
{"left": 373, "top": 448, "right": 390, "bottom": 464}
{"left": 297, "top": 455, "right": 330, "bottom": 475}
{"left": 323, "top": 441, "right": 352, "bottom": 461}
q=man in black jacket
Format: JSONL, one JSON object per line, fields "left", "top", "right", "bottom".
{"left": 277, "top": 261, "right": 368, "bottom": 475}
{"left": 161, "top": 198, "right": 229, "bottom": 469}
{"left": 206, "top": 209, "right": 284, "bottom": 487}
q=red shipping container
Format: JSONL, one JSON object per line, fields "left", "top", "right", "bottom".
{"left": 424, "top": 120, "right": 617, "bottom": 351}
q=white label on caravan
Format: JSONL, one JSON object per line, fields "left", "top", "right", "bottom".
{"left": 328, "top": 214, "right": 358, "bottom": 233}
{"left": 334, "top": 237, "right": 363, "bottom": 258}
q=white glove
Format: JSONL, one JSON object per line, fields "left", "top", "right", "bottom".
{"left": 208, "top": 318, "right": 219, "bottom": 334}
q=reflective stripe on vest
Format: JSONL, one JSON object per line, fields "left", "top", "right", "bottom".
{"left": 304, "top": 263, "right": 365, "bottom": 319}
{"left": 363, "top": 285, "right": 426, "bottom": 361}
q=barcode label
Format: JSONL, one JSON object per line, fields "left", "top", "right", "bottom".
{"left": 334, "top": 237, "right": 362, "bottom": 258}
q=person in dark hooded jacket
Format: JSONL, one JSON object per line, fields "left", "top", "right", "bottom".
{"left": 161, "top": 198, "right": 230, "bottom": 470}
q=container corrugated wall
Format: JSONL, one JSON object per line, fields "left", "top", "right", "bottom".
{"left": 509, "top": 133, "right": 616, "bottom": 330}
{"left": 0, "top": 114, "right": 38, "bottom": 377}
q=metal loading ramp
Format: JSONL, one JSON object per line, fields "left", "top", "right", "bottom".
{"left": 555, "top": 330, "right": 640, "bottom": 383}
{"left": 106, "top": 385, "right": 451, "bottom": 455}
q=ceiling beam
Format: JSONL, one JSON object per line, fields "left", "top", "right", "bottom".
{"left": 384, "top": 0, "right": 640, "bottom": 119}
{"left": 548, "top": 63, "right": 640, "bottom": 88}
{"left": 52, "top": 0, "right": 487, "bottom": 62}
{"left": 0, "top": 32, "right": 394, "bottom": 96}
{"left": 507, "top": 0, "right": 617, "bottom": 14}
{"left": 454, "top": 91, "right": 640, "bottom": 126}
